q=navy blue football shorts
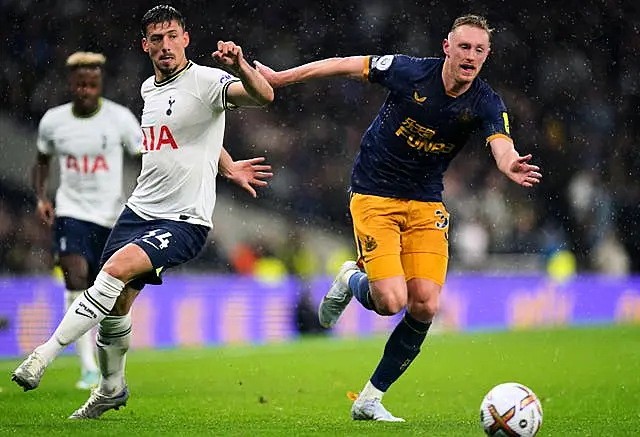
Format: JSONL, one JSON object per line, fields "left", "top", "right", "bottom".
{"left": 99, "top": 206, "right": 209, "bottom": 291}
{"left": 53, "top": 216, "right": 112, "bottom": 281}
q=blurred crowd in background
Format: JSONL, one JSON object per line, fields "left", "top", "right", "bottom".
{"left": 0, "top": 0, "right": 639, "bottom": 277}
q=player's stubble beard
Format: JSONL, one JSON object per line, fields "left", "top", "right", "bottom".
{"left": 154, "top": 56, "right": 186, "bottom": 78}
{"left": 155, "top": 61, "right": 176, "bottom": 76}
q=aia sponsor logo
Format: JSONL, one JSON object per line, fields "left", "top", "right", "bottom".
{"left": 142, "top": 125, "right": 178, "bottom": 151}
{"left": 65, "top": 154, "right": 109, "bottom": 173}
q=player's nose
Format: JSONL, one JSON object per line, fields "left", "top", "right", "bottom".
{"left": 161, "top": 35, "right": 173, "bottom": 48}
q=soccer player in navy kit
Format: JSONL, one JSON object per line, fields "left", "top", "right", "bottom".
{"left": 256, "top": 15, "right": 541, "bottom": 421}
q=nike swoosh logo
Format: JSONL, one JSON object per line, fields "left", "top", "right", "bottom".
{"left": 142, "top": 239, "right": 159, "bottom": 249}
{"left": 413, "top": 91, "right": 427, "bottom": 103}
{"left": 75, "top": 307, "right": 95, "bottom": 319}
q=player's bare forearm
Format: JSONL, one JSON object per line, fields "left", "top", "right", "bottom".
{"left": 255, "top": 56, "right": 367, "bottom": 88}
{"left": 32, "top": 152, "right": 55, "bottom": 225}
{"left": 235, "top": 58, "right": 274, "bottom": 106}
{"left": 218, "top": 148, "right": 234, "bottom": 178}
{"left": 32, "top": 153, "right": 51, "bottom": 201}
{"left": 490, "top": 138, "right": 541, "bottom": 188}
{"left": 491, "top": 140, "right": 519, "bottom": 175}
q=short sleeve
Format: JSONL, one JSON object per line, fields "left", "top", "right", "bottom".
{"left": 481, "top": 93, "right": 512, "bottom": 143}
{"left": 199, "top": 67, "right": 241, "bottom": 111}
{"left": 118, "top": 107, "right": 143, "bottom": 156}
{"left": 366, "top": 54, "right": 424, "bottom": 91}
{"left": 36, "top": 111, "right": 55, "bottom": 155}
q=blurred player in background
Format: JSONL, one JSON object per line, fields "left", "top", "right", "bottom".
{"left": 256, "top": 14, "right": 541, "bottom": 422}
{"left": 13, "top": 4, "right": 274, "bottom": 419}
{"left": 33, "top": 51, "right": 141, "bottom": 390}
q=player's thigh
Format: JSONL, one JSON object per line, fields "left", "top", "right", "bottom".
{"left": 401, "top": 201, "right": 450, "bottom": 284}
{"left": 350, "top": 193, "right": 405, "bottom": 282}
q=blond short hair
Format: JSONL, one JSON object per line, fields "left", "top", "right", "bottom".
{"left": 65, "top": 51, "right": 106, "bottom": 70}
{"left": 450, "top": 15, "right": 494, "bottom": 41}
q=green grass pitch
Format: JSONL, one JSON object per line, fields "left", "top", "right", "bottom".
{"left": 0, "top": 324, "right": 638, "bottom": 436}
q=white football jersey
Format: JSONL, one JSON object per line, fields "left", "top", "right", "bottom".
{"left": 127, "top": 61, "right": 239, "bottom": 228}
{"left": 37, "top": 98, "right": 142, "bottom": 228}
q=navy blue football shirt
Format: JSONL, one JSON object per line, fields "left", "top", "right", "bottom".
{"left": 350, "top": 55, "right": 511, "bottom": 201}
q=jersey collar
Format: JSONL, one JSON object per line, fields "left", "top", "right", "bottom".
{"left": 154, "top": 60, "right": 193, "bottom": 87}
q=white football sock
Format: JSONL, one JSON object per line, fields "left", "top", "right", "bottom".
{"left": 65, "top": 290, "right": 99, "bottom": 374}
{"left": 359, "top": 380, "right": 385, "bottom": 401}
{"left": 97, "top": 313, "right": 132, "bottom": 395}
{"left": 35, "top": 272, "right": 124, "bottom": 364}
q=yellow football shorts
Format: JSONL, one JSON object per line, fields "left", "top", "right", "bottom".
{"left": 350, "top": 193, "right": 450, "bottom": 285}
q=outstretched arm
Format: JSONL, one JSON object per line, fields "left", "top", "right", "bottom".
{"left": 212, "top": 41, "right": 274, "bottom": 107}
{"left": 254, "top": 56, "right": 368, "bottom": 88}
{"left": 490, "top": 138, "right": 542, "bottom": 188}
{"left": 218, "top": 148, "right": 273, "bottom": 198}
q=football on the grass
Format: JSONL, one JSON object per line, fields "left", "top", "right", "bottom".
{"left": 480, "top": 382, "right": 543, "bottom": 437}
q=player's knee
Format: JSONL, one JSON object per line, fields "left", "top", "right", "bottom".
{"left": 102, "top": 245, "right": 151, "bottom": 284}
{"left": 408, "top": 295, "right": 440, "bottom": 321}
{"left": 372, "top": 290, "right": 407, "bottom": 315}
{"left": 101, "top": 259, "right": 142, "bottom": 285}
{"left": 101, "top": 260, "right": 129, "bottom": 283}
{"left": 407, "top": 279, "right": 442, "bottom": 320}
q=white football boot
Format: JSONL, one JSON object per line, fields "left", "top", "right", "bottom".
{"left": 69, "top": 386, "right": 129, "bottom": 419}
{"left": 11, "top": 351, "right": 48, "bottom": 391}
{"left": 351, "top": 397, "right": 405, "bottom": 422}
{"left": 318, "top": 260, "right": 359, "bottom": 328}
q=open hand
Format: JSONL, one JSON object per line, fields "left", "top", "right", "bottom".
{"left": 507, "top": 154, "right": 542, "bottom": 188}
{"left": 226, "top": 157, "right": 273, "bottom": 198}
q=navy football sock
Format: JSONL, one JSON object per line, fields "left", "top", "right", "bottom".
{"left": 349, "top": 272, "right": 375, "bottom": 311}
{"left": 370, "top": 312, "right": 431, "bottom": 392}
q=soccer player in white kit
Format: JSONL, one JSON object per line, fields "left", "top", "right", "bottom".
{"left": 33, "top": 51, "right": 142, "bottom": 390}
{"left": 12, "top": 5, "right": 275, "bottom": 419}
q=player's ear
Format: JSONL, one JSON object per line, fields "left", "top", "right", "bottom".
{"left": 442, "top": 38, "right": 450, "bottom": 56}
{"left": 142, "top": 38, "right": 149, "bottom": 53}
{"left": 183, "top": 31, "right": 190, "bottom": 49}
